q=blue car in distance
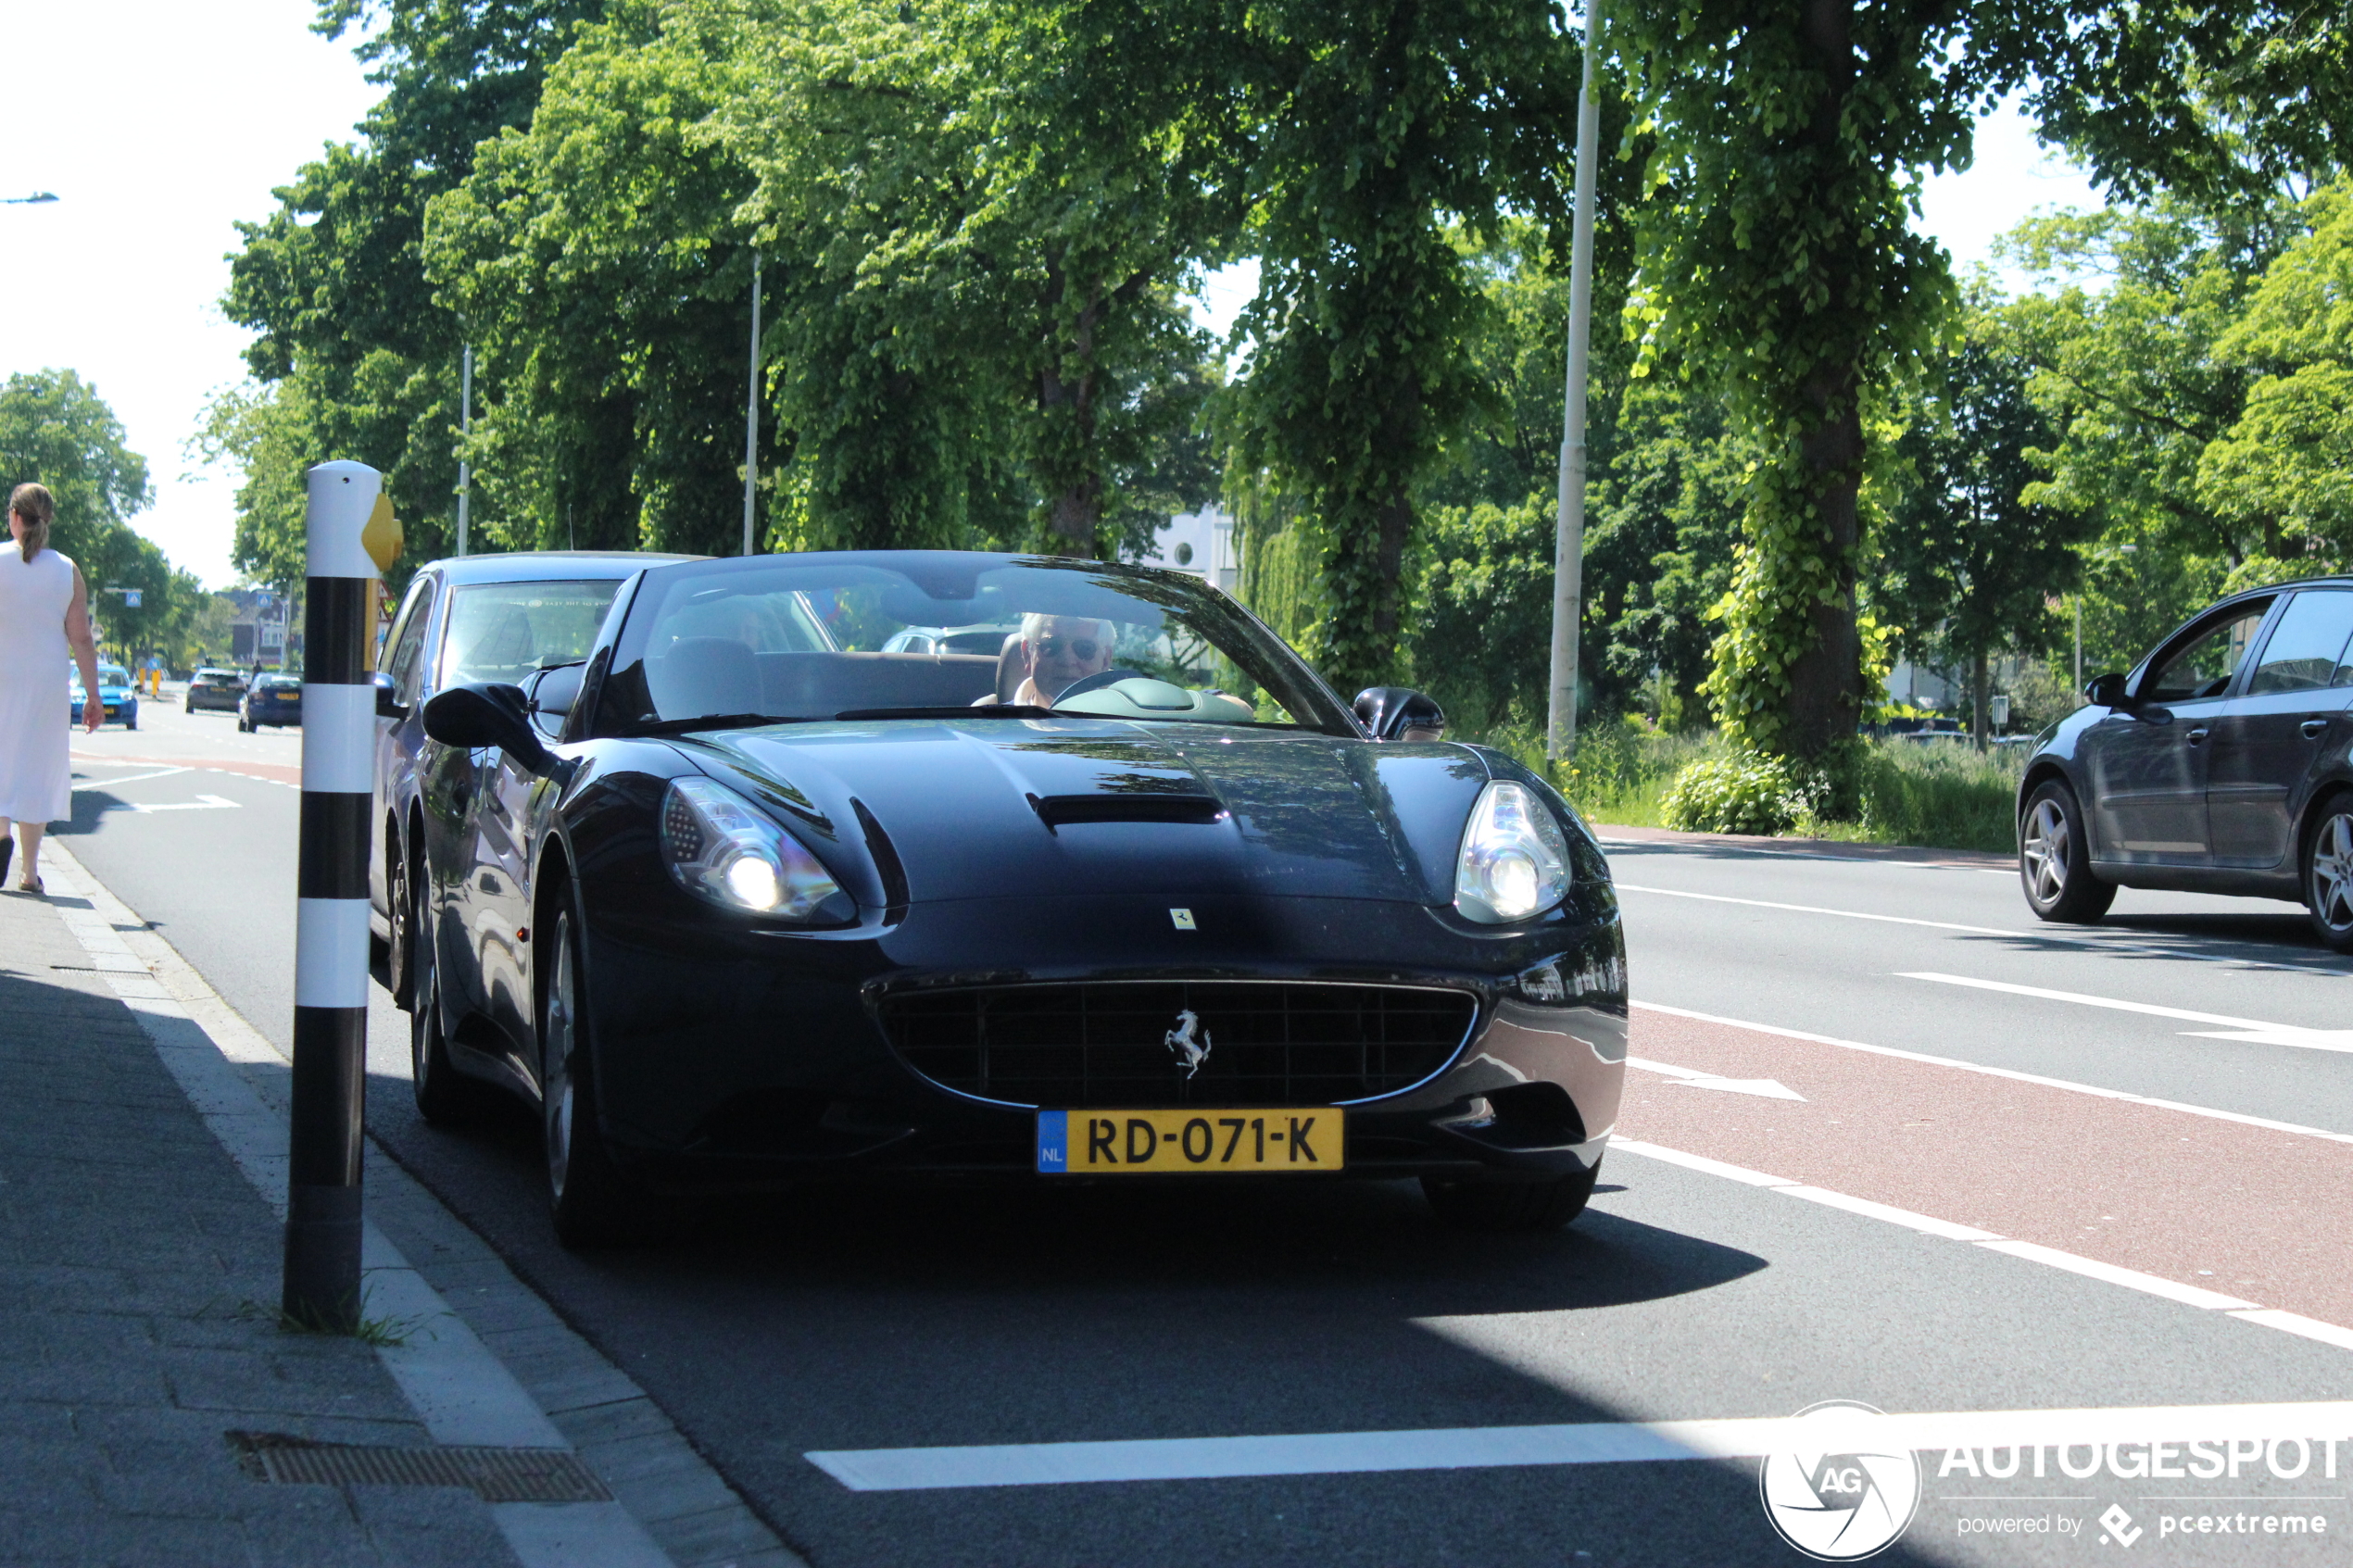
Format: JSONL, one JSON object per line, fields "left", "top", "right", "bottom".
{"left": 239, "top": 673, "right": 303, "bottom": 732}
{"left": 69, "top": 662, "right": 138, "bottom": 730}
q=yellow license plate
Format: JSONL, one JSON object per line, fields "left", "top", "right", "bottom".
{"left": 1036, "top": 1109, "right": 1344, "bottom": 1173}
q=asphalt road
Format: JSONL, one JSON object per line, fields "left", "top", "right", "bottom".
{"left": 57, "top": 698, "right": 2353, "bottom": 1567}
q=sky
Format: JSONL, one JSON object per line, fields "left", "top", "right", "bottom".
{"left": 0, "top": 5, "right": 2102, "bottom": 591}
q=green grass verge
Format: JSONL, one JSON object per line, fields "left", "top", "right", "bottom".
{"left": 1469, "top": 718, "right": 2024, "bottom": 855}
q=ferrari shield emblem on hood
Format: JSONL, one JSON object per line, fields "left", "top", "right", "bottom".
{"left": 1164, "top": 1010, "right": 1211, "bottom": 1079}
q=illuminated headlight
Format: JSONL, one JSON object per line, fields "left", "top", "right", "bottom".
{"left": 1454, "top": 781, "right": 1572, "bottom": 923}
{"left": 660, "top": 777, "right": 849, "bottom": 921}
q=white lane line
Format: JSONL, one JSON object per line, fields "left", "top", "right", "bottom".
{"left": 1632, "top": 999, "right": 2353, "bottom": 1148}
{"left": 1613, "top": 881, "right": 2334, "bottom": 972}
{"left": 1616, "top": 883, "right": 2019, "bottom": 936}
{"left": 806, "top": 1399, "right": 2353, "bottom": 1491}
{"left": 70, "top": 766, "right": 191, "bottom": 791}
{"left": 1899, "top": 972, "right": 2353, "bottom": 1054}
{"left": 1616, "top": 1139, "right": 2353, "bottom": 1344}
{"left": 1626, "top": 1055, "right": 1806, "bottom": 1099}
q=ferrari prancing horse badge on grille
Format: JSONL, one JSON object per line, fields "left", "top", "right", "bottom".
{"left": 1164, "top": 1010, "right": 1212, "bottom": 1078}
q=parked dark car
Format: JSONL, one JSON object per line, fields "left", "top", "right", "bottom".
{"left": 2018, "top": 578, "right": 2353, "bottom": 948}
{"left": 186, "top": 668, "right": 246, "bottom": 713}
{"left": 238, "top": 673, "right": 301, "bottom": 731}
{"left": 408, "top": 551, "right": 1627, "bottom": 1249}
{"left": 371, "top": 552, "right": 699, "bottom": 1011}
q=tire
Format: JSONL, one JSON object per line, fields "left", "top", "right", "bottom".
{"left": 2302, "top": 794, "right": 2353, "bottom": 953}
{"left": 409, "top": 897, "right": 495, "bottom": 1124}
{"left": 385, "top": 828, "right": 416, "bottom": 1011}
{"left": 540, "top": 904, "right": 649, "bottom": 1248}
{"left": 184, "top": 696, "right": 195, "bottom": 713}
{"left": 2019, "top": 779, "right": 2116, "bottom": 923}
{"left": 1423, "top": 1160, "right": 1601, "bottom": 1234}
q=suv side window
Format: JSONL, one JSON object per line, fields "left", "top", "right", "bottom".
{"left": 385, "top": 580, "right": 436, "bottom": 705}
{"left": 2246, "top": 589, "right": 2353, "bottom": 695}
{"left": 2142, "top": 603, "right": 2273, "bottom": 703}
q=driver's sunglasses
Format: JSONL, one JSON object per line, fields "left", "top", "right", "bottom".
{"left": 1034, "top": 637, "right": 1101, "bottom": 660}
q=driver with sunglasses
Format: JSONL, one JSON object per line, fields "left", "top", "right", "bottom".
{"left": 991, "top": 613, "right": 1115, "bottom": 706}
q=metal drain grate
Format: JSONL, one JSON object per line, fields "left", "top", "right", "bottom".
{"left": 227, "top": 1431, "right": 610, "bottom": 1503}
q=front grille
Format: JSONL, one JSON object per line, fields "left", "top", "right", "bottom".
{"left": 881, "top": 981, "right": 1477, "bottom": 1109}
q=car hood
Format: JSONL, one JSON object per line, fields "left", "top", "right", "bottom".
{"left": 679, "top": 718, "right": 1493, "bottom": 907}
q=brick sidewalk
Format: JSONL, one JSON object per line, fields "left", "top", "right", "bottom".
{"left": 0, "top": 879, "right": 520, "bottom": 1565}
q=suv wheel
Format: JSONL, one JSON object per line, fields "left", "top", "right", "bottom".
{"left": 2303, "top": 795, "right": 2353, "bottom": 953}
{"left": 2020, "top": 779, "right": 2116, "bottom": 923}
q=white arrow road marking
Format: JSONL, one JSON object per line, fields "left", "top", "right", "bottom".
{"left": 1626, "top": 1055, "right": 1806, "bottom": 1100}
{"left": 129, "top": 794, "right": 242, "bottom": 813}
{"left": 1898, "top": 972, "right": 2353, "bottom": 1055}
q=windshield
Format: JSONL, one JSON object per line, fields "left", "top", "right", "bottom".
{"left": 597, "top": 555, "right": 1351, "bottom": 735}
{"left": 439, "top": 579, "right": 630, "bottom": 689}
{"left": 71, "top": 665, "right": 131, "bottom": 691}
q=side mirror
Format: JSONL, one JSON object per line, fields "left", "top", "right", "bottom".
{"left": 422, "top": 683, "right": 554, "bottom": 774}
{"left": 1353, "top": 686, "right": 1447, "bottom": 743}
{"left": 2083, "top": 671, "right": 2131, "bottom": 709}
{"left": 372, "top": 671, "right": 407, "bottom": 721}
{"left": 522, "top": 662, "right": 586, "bottom": 738}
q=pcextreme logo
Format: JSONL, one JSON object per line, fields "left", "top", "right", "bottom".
{"left": 1758, "top": 1400, "right": 1923, "bottom": 1562}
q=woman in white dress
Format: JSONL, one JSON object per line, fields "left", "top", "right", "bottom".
{"left": 0, "top": 483, "right": 102, "bottom": 895}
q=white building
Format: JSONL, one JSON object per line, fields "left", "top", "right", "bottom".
{"left": 1139, "top": 506, "right": 1239, "bottom": 596}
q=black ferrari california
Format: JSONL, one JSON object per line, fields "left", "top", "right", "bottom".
{"left": 401, "top": 552, "right": 1627, "bottom": 1246}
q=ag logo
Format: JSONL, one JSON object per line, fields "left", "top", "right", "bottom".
{"left": 1757, "top": 1400, "right": 1921, "bottom": 1561}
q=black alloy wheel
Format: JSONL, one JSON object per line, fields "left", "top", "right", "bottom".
{"left": 2303, "top": 794, "right": 2353, "bottom": 954}
{"left": 385, "top": 829, "right": 415, "bottom": 1011}
{"left": 1422, "top": 1160, "right": 1601, "bottom": 1234}
{"left": 540, "top": 905, "right": 648, "bottom": 1248}
{"left": 409, "top": 890, "right": 493, "bottom": 1123}
{"left": 2019, "top": 779, "right": 2116, "bottom": 923}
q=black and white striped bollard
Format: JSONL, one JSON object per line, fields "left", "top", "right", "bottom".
{"left": 283, "top": 458, "right": 401, "bottom": 1330}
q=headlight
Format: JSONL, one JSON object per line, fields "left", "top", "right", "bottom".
{"left": 660, "top": 777, "right": 850, "bottom": 921}
{"left": 1454, "top": 781, "right": 1572, "bottom": 923}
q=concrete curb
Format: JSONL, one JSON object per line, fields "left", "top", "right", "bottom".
{"left": 37, "top": 837, "right": 806, "bottom": 1568}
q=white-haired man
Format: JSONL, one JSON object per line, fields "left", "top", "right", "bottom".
{"left": 1002, "top": 613, "right": 1115, "bottom": 706}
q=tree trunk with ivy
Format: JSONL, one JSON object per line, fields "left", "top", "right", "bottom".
{"left": 1616, "top": 0, "right": 1984, "bottom": 776}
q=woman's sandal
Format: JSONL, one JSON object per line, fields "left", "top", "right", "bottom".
{"left": 16, "top": 873, "right": 42, "bottom": 896}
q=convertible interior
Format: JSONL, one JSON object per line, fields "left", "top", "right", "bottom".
{"left": 648, "top": 643, "right": 1003, "bottom": 720}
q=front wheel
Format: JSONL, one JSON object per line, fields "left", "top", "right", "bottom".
{"left": 1424, "top": 1160, "right": 1601, "bottom": 1234}
{"left": 541, "top": 905, "right": 648, "bottom": 1248}
{"left": 2303, "top": 796, "right": 2353, "bottom": 953}
{"left": 385, "top": 830, "right": 415, "bottom": 1011}
{"left": 2019, "top": 779, "right": 2116, "bottom": 923}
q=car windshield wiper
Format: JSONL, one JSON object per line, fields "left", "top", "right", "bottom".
{"left": 833, "top": 705, "right": 1056, "bottom": 721}
{"left": 628, "top": 712, "right": 800, "bottom": 735}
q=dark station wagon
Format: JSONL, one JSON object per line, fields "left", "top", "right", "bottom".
{"left": 2019, "top": 578, "right": 2353, "bottom": 949}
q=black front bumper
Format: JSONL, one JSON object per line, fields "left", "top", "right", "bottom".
{"left": 581, "top": 887, "right": 1627, "bottom": 1192}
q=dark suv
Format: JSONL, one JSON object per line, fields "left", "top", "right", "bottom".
{"left": 2018, "top": 579, "right": 2353, "bottom": 948}
{"left": 370, "top": 552, "right": 698, "bottom": 1039}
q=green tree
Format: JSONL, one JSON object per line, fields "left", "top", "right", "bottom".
{"left": 1612, "top": 1, "right": 1993, "bottom": 764}
{"left": 2198, "top": 175, "right": 2353, "bottom": 555}
{"left": 0, "top": 370, "right": 188, "bottom": 657}
{"left": 1225, "top": 0, "right": 1575, "bottom": 696}
{"left": 220, "top": 0, "right": 611, "bottom": 576}
{"left": 1878, "top": 331, "right": 2097, "bottom": 746}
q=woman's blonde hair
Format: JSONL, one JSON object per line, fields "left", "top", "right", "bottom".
{"left": 7, "top": 483, "right": 54, "bottom": 563}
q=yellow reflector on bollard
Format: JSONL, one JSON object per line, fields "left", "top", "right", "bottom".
{"left": 361, "top": 493, "right": 403, "bottom": 573}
